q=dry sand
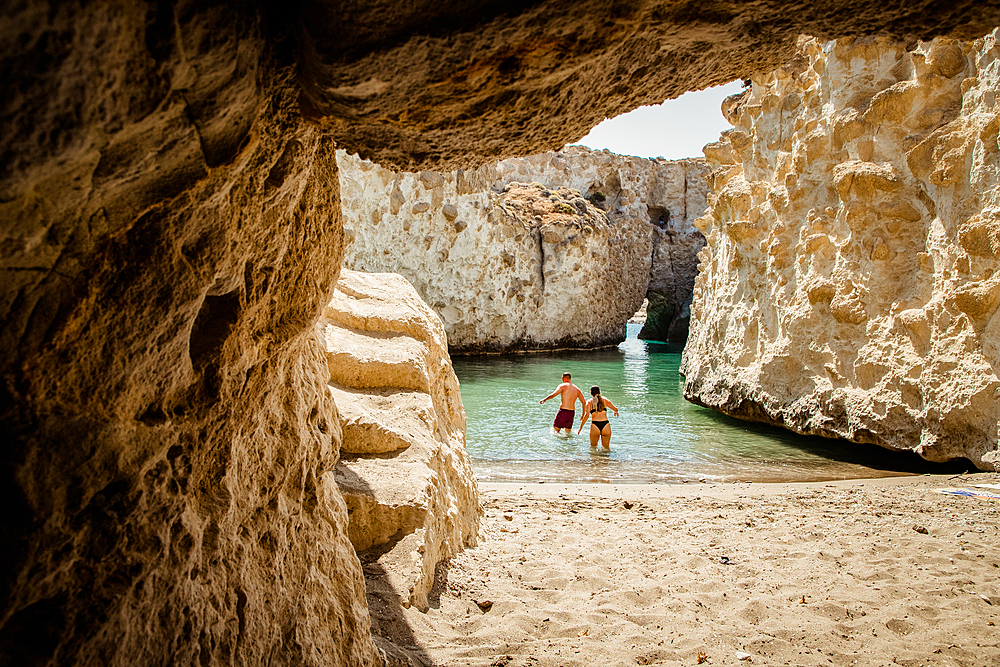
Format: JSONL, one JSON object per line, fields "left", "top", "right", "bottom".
{"left": 368, "top": 473, "right": 1000, "bottom": 667}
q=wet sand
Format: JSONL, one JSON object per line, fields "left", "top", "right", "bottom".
{"left": 370, "top": 473, "right": 1000, "bottom": 667}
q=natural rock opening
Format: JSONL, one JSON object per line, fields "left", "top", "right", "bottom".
{"left": 649, "top": 206, "right": 671, "bottom": 229}
{"left": 4, "top": 1, "right": 1000, "bottom": 664}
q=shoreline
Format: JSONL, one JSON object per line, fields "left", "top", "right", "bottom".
{"left": 372, "top": 473, "right": 1000, "bottom": 666}
{"left": 477, "top": 472, "right": 987, "bottom": 498}
{"left": 468, "top": 454, "right": 978, "bottom": 487}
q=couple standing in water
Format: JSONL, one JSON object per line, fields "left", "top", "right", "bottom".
{"left": 539, "top": 372, "right": 619, "bottom": 449}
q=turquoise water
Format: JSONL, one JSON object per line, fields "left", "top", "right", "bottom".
{"left": 452, "top": 323, "right": 963, "bottom": 484}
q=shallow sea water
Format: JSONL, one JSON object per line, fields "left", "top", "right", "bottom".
{"left": 452, "top": 324, "right": 967, "bottom": 484}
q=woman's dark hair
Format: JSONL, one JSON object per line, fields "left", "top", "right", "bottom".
{"left": 590, "top": 385, "right": 604, "bottom": 412}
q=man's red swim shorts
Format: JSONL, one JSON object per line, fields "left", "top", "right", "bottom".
{"left": 553, "top": 408, "right": 574, "bottom": 429}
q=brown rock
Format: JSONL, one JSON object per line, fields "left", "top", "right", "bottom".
{"left": 3, "top": 0, "right": 999, "bottom": 664}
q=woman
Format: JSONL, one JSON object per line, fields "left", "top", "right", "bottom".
{"left": 578, "top": 385, "right": 619, "bottom": 449}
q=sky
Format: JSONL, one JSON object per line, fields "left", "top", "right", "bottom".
{"left": 573, "top": 80, "right": 744, "bottom": 160}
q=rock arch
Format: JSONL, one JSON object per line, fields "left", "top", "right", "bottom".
{"left": 2, "top": 1, "right": 998, "bottom": 664}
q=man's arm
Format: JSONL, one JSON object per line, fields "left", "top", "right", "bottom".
{"left": 540, "top": 384, "right": 564, "bottom": 404}
{"left": 576, "top": 387, "right": 587, "bottom": 410}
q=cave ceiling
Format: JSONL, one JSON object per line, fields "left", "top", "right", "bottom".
{"left": 292, "top": 0, "right": 1000, "bottom": 170}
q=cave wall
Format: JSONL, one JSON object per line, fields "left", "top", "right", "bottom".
{"left": 4, "top": 0, "right": 1000, "bottom": 664}
{"left": 0, "top": 3, "right": 378, "bottom": 665}
{"left": 683, "top": 33, "right": 1000, "bottom": 471}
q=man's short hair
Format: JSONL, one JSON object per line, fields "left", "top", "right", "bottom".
{"left": 562, "top": 373, "right": 571, "bottom": 379}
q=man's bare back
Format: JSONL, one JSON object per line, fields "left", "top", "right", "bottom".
{"left": 539, "top": 373, "right": 586, "bottom": 434}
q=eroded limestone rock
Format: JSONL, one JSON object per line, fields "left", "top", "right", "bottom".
{"left": 0, "top": 4, "right": 380, "bottom": 666}
{"left": 4, "top": 0, "right": 1000, "bottom": 664}
{"left": 495, "top": 148, "right": 711, "bottom": 344}
{"left": 683, "top": 34, "right": 1000, "bottom": 470}
{"left": 318, "top": 270, "right": 480, "bottom": 612}
{"left": 339, "top": 147, "right": 709, "bottom": 352}
{"left": 297, "top": 0, "right": 1000, "bottom": 170}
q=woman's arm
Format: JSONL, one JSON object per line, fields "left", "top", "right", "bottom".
{"left": 605, "top": 398, "right": 620, "bottom": 417}
{"left": 577, "top": 400, "right": 592, "bottom": 433}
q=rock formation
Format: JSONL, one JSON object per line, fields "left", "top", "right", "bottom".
{"left": 299, "top": 0, "right": 1000, "bottom": 171}
{"left": 0, "top": 6, "right": 381, "bottom": 667}
{"left": 317, "top": 270, "right": 479, "bottom": 614}
{"left": 3, "top": 0, "right": 999, "bottom": 664}
{"left": 683, "top": 33, "right": 1000, "bottom": 471}
{"left": 339, "top": 147, "right": 709, "bottom": 352}
{"left": 495, "top": 149, "right": 712, "bottom": 344}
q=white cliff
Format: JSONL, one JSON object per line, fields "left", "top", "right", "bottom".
{"left": 683, "top": 34, "right": 1000, "bottom": 470}
{"left": 338, "top": 147, "right": 710, "bottom": 352}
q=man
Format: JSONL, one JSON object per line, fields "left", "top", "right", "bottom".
{"left": 539, "top": 372, "right": 586, "bottom": 435}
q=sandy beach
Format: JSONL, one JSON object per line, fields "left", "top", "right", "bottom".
{"left": 369, "top": 473, "right": 1000, "bottom": 667}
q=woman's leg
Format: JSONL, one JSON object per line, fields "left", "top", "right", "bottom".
{"left": 589, "top": 423, "right": 600, "bottom": 447}
{"left": 599, "top": 423, "right": 611, "bottom": 449}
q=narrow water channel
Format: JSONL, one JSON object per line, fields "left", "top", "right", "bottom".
{"left": 452, "top": 323, "right": 965, "bottom": 484}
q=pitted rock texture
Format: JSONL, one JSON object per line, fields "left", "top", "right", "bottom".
{"left": 1, "top": 4, "right": 378, "bottom": 666}
{"left": 683, "top": 34, "right": 1000, "bottom": 470}
{"left": 318, "top": 270, "right": 480, "bottom": 612}
{"left": 339, "top": 147, "right": 709, "bottom": 352}
{"left": 298, "top": 0, "right": 1000, "bottom": 171}
{"left": 5, "top": 0, "right": 1000, "bottom": 664}
{"left": 495, "top": 148, "right": 711, "bottom": 344}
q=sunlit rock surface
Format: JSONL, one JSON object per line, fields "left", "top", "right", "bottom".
{"left": 683, "top": 34, "right": 1000, "bottom": 470}
{"left": 4, "top": 0, "right": 1000, "bottom": 663}
{"left": 496, "top": 148, "right": 712, "bottom": 344}
{"left": 318, "top": 270, "right": 480, "bottom": 613}
{"left": 339, "top": 147, "right": 709, "bottom": 352}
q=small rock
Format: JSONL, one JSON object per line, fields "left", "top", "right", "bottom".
{"left": 736, "top": 651, "right": 752, "bottom": 661}
{"left": 503, "top": 513, "right": 514, "bottom": 521}
{"left": 475, "top": 599, "right": 493, "bottom": 612}
{"left": 913, "top": 525, "right": 929, "bottom": 534}
{"left": 418, "top": 171, "right": 444, "bottom": 188}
